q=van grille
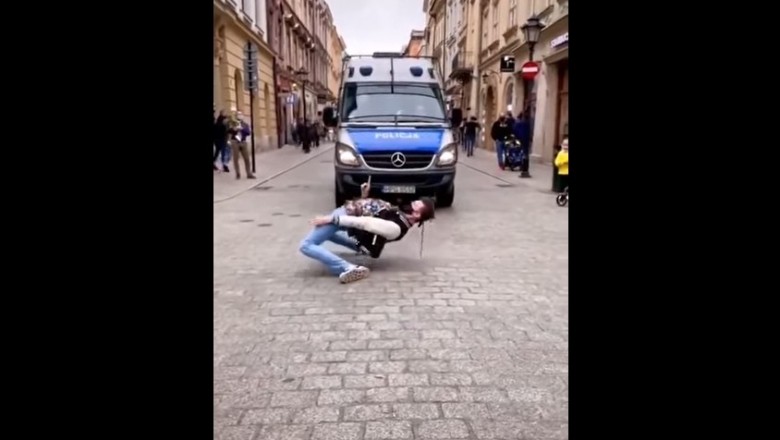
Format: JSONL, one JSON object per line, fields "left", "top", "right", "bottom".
{"left": 362, "top": 151, "right": 435, "bottom": 169}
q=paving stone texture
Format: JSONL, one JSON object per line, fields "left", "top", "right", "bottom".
{"left": 214, "top": 147, "right": 568, "bottom": 439}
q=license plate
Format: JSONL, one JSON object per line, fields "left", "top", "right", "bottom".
{"left": 382, "top": 185, "right": 416, "bottom": 194}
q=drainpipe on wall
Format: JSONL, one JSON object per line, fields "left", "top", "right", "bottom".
{"left": 272, "top": 57, "right": 282, "bottom": 148}
{"left": 474, "top": 1, "right": 484, "bottom": 146}
{"left": 442, "top": 2, "right": 447, "bottom": 82}
{"left": 269, "top": 2, "right": 283, "bottom": 148}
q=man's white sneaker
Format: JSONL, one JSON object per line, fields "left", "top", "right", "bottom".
{"left": 339, "top": 265, "right": 370, "bottom": 283}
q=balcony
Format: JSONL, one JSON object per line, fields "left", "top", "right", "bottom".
{"left": 449, "top": 51, "right": 474, "bottom": 83}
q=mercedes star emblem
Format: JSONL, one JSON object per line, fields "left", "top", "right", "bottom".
{"left": 390, "top": 152, "right": 406, "bottom": 168}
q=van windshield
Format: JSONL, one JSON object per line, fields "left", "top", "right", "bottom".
{"left": 340, "top": 83, "right": 447, "bottom": 123}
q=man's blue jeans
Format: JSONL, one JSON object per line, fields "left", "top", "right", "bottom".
{"left": 220, "top": 143, "right": 231, "bottom": 165}
{"left": 495, "top": 140, "right": 505, "bottom": 168}
{"left": 299, "top": 207, "right": 361, "bottom": 276}
{"left": 464, "top": 134, "right": 476, "bottom": 155}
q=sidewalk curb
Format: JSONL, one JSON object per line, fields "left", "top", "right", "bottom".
{"left": 214, "top": 145, "right": 334, "bottom": 204}
{"left": 457, "top": 161, "right": 518, "bottom": 186}
{"left": 459, "top": 157, "right": 555, "bottom": 193}
{"left": 458, "top": 151, "right": 555, "bottom": 194}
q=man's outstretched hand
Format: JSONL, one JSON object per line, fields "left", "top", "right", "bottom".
{"left": 310, "top": 215, "right": 333, "bottom": 226}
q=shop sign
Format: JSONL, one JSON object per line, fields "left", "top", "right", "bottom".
{"left": 551, "top": 32, "right": 568, "bottom": 49}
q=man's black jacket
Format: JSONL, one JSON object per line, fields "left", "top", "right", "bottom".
{"left": 490, "top": 120, "right": 512, "bottom": 141}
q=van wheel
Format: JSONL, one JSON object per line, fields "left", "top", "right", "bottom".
{"left": 436, "top": 185, "right": 454, "bottom": 208}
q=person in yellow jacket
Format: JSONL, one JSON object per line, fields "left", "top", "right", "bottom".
{"left": 554, "top": 136, "right": 569, "bottom": 191}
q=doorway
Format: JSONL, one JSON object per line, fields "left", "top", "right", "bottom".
{"left": 555, "top": 59, "right": 569, "bottom": 146}
{"left": 484, "top": 86, "right": 496, "bottom": 151}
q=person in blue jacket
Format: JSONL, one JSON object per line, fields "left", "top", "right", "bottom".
{"left": 512, "top": 112, "right": 532, "bottom": 177}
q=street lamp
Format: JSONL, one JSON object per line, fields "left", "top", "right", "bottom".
{"left": 294, "top": 67, "right": 309, "bottom": 123}
{"left": 521, "top": 15, "right": 545, "bottom": 61}
{"left": 518, "top": 16, "right": 545, "bottom": 178}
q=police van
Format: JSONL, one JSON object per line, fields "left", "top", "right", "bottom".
{"left": 327, "top": 53, "right": 456, "bottom": 208}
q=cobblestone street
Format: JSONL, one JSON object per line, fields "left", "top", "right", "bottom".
{"left": 214, "top": 144, "right": 568, "bottom": 440}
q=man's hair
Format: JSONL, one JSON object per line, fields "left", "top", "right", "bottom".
{"left": 418, "top": 197, "right": 436, "bottom": 224}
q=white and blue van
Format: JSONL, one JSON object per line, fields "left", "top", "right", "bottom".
{"left": 329, "top": 53, "right": 457, "bottom": 207}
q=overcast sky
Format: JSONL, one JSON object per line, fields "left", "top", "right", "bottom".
{"left": 326, "top": 0, "right": 426, "bottom": 55}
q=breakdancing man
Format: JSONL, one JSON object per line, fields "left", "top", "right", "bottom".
{"left": 300, "top": 183, "right": 435, "bottom": 283}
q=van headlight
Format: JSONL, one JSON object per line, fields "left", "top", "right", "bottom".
{"left": 336, "top": 143, "right": 360, "bottom": 166}
{"left": 436, "top": 143, "right": 458, "bottom": 166}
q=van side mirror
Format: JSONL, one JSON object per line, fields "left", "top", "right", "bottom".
{"left": 323, "top": 106, "right": 338, "bottom": 127}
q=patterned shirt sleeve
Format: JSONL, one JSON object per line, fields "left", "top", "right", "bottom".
{"left": 345, "top": 198, "right": 391, "bottom": 217}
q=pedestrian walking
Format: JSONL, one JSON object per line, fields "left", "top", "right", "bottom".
{"left": 450, "top": 107, "right": 463, "bottom": 146}
{"left": 490, "top": 115, "right": 512, "bottom": 170}
{"left": 298, "top": 118, "right": 312, "bottom": 154}
{"left": 213, "top": 110, "right": 230, "bottom": 172}
{"left": 310, "top": 118, "right": 321, "bottom": 149}
{"left": 460, "top": 107, "right": 471, "bottom": 151}
{"left": 463, "top": 116, "right": 480, "bottom": 157}
{"left": 227, "top": 112, "right": 256, "bottom": 179}
{"left": 512, "top": 112, "right": 532, "bottom": 176}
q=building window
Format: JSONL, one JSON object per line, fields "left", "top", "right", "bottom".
{"left": 481, "top": 8, "right": 488, "bottom": 48}
{"left": 508, "top": 0, "right": 516, "bottom": 28}
{"left": 491, "top": 4, "right": 498, "bottom": 41}
{"left": 287, "top": 30, "right": 292, "bottom": 63}
{"left": 278, "top": 20, "right": 284, "bottom": 56}
{"left": 448, "top": 2, "right": 454, "bottom": 35}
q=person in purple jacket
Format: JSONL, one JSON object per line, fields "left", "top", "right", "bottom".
{"left": 228, "top": 112, "right": 256, "bottom": 180}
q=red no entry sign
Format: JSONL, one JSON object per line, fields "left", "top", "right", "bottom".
{"left": 520, "top": 61, "right": 540, "bottom": 80}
